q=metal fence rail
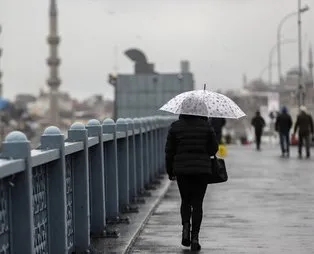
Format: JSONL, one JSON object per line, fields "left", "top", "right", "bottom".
{"left": 0, "top": 116, "right": 175, "bottom": 254}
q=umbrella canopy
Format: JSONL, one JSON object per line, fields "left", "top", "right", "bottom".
{"left": 159, "top": 89, "right": 246, "bottom": 119}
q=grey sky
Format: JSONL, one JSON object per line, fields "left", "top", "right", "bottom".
{"left": 1, "top": 0, "right": 314, "bottom": 100}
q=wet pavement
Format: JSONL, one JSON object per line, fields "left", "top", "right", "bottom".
{"left": 129, "top": 145, "right": 314, "bottom": 253}
{"left": 90, "top": 175, "right": 171, "bottom": 254}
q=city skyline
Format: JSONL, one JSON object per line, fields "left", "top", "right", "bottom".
{"left": 1, "top": 0, "right": 314, "bottom": 100}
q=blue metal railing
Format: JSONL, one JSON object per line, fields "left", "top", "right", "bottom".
{"left": 0, "top": 116, "right": 175, "bottom": 254}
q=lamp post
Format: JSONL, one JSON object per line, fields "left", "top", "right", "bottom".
{"left": 277, "top": 5, "right": 309, "bottom": 85}
{"left": 297, "top": 0, "right": 308, "bottom": 107}
{"left": 268, "top": 39, "right": 297, "bottom": 85}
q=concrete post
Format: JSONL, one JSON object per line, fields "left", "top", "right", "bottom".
{"left": 133, "top": 118, "right": 144, "bottom": 193}
{"left": 1, "top": 131, "right": 34, "bottom": 254}
{"left": 103, "top": 119, "right": 129, "bottom": 224}
{"left": 141, "top": 118, "right": 152, "bottom": 190}
{"left": 40, "top": 126, "right": 67, "bottom": 253}
{"left": 116, "top": 118, "right": 138, "bottom": 213}
{"left": 86, "top": 119, "right": 106, "bottom": 237}
{"left": 67, "top": 122, "right": 90, "bottom": 253}
{"left": 125, "top": 118, "right": 137, "bottom": 201}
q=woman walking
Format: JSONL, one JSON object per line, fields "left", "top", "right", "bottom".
{"left": 165, "top": 114, "right": 218, "bottom": 251}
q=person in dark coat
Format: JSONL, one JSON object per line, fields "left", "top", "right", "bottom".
{"left": 293, "top": 106, "right": 314, "bottom": 158}
{"left": 165, "top": 114, "right": 218, "bottom": 251}
{"left": 275, "top": 106, "right": 293, "bottom": 157}
{"left": 210, "top": 117, "right": 226, "bottom": 144}
{"left": 251, "top": 111, "right": 266, "bottom": 150}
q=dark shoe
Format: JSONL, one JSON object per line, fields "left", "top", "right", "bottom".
{"left": 191, "top": 238, "right": 201, "bottom": 251}
{"left": 190, "top": 232, "right": 201, "bottom": 251}
{"left": 306, "top": 154, "right": 310, "bottom": 159}
{"left": 181, "top": 223, "right": 190, "bottom": 247}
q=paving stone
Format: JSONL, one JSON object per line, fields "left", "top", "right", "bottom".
{"left": 130, "top": 145, "right": 314, "bottom": 253}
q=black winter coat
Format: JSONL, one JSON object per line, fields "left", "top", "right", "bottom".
{"left": 251, "top": 116, "right": 265, "bottom": 132}
{"left": 165, "top": 115, "right": 218, "bottom": 177}
{"left": 210, "top": 118, "right": 226, "bottom": 135}
{"left": 294, "top": 112, "right": 314, "bottom": 135}
{"left": 275, "top": 113, "right": 293, "bottom": 133}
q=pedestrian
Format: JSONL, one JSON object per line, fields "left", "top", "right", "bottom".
{"left": 251, "top": 110, "right": 266, "bottom": 151}
{"left": 275, "top": 106, "right": 293, "bottom": 157}
{"left": 165, "top": 114, "right": 218, "bottom": 251}
{"left": 293, "top": 106, "right": 314, "bottom": 159}
{"left": 210, "top": 117, "right": 226, "bottom": 144}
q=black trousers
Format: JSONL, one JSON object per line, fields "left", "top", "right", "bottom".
{"left": 279, "top": 132, "right": 290, "bottom": 154}
{"left": 255, "top": 130, "right": 262, "bottom": 150}
{"left": 298, "top": 133, "right": 311, "bottom": 157}
{"left": 176, "top": 175, "right": 208, "bottom": 235}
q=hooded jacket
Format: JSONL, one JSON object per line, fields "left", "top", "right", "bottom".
{"left": 275, "top": 110, "right": 293, "bottom": 133}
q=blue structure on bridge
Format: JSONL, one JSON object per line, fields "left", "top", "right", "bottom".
{"left": 0, "top": 116, "right": 174, "bottom": 254}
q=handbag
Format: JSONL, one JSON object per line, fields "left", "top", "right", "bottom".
{"left": 208, "top": 156, "right": 228, "bottom": 184}
{"left": 291, "top": 134, "right": 298, "bottom": 145}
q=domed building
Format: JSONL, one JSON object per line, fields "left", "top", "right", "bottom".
{"left": 282, "top": 67, "right": 313, "bottom": 90}
{"left": 276, "top": 46, "right": 314, "bottom": 108}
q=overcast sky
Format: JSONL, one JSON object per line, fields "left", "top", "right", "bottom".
{"left": 1, "top": 0, "right": 314, "bottom": 100}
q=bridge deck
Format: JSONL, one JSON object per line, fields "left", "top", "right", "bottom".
{"left": 130, "top": 146, "right": 314, "bottom": 253}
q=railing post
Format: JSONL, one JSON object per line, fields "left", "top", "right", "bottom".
{"left": 142, "top": 118, "right": 152, "bottom": 190}
{"left": 102, "top": 119, "right": 129, "bottom": 225}
{"left": 116, "top": 118, "right": 138, "bottom": 213}
{"left": 136, "top": 118, "right": 151, "bottom": 197}
{"left": 125, "top": 118, "right": 140, "bottom": 206}
{"left": 102, "top": 119, "right": 118, "bottom": 220}
{"left": 67, "top": 122, "right": 90, "bottom": 253}
{"left": 1, "top": 131, "right": 34, "bottom": 254}
{"left": 116, "top": 119, "right": 129, "bottom": 212}
{"left": 85, "top": 119, "right": 107, "bottom": 237}
{"left": 156, "top": 117, "right": 163, "bottom": 175}
{"left": 162, "top": 117, "right": 169, "bottom": 171}
{"left": 160, "top": 117, "right": 167, "bottom": 174}
{"left": 133, "top": 118, "right": 144, "bottom": 194}
{"left": 147, "top": 118, "right": 157, "bottom": 190}
{"left": 152, "top": 117, "right": 160, "bottom": 183}
{"left": 40, "top": 126, "right": 67, "bottom": 254}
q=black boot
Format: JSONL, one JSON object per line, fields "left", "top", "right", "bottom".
{"left": 190, "top": 232, "right": 201, "bottom": 251}
{"left": 181, "top": 223, "right": 190, "bottom": 247}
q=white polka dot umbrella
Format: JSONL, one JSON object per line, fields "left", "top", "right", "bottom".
{"left": 159, "top": 89, "right": 246, "bottom": 119}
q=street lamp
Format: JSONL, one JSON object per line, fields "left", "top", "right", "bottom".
{"left": 269, "top": 39, "right": 297, "bottom": 85}
{"left": 297, "top": 0, "right": 309, "bottom": 107}
{"left": 277, "top": 5, "right": 309, "bottom": 85}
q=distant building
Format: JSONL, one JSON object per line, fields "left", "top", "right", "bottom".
{"left": 73, "top": 94, "right": 113, "bottom": 120}
{"left": 15, "top": 94, "right": 37, "bottom": 108}
{"left": 111, "top": 49, "right": 194, "bottom": 119}
{"left": 27, "top": 91, "right": 73, "bottom": 118}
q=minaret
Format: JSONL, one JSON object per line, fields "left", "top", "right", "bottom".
{"left": 308, "top": 45, "right": 313, "bottom": 88}
{"left": 47, "top": 0, "right": 61, "bottom": 125}
{"left": 0, "top": 25, "right": 3, "bottom": 97}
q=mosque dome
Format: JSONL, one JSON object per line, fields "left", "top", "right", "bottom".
{"left": 286, "top": 67, "right": 310, "bottom": 78}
